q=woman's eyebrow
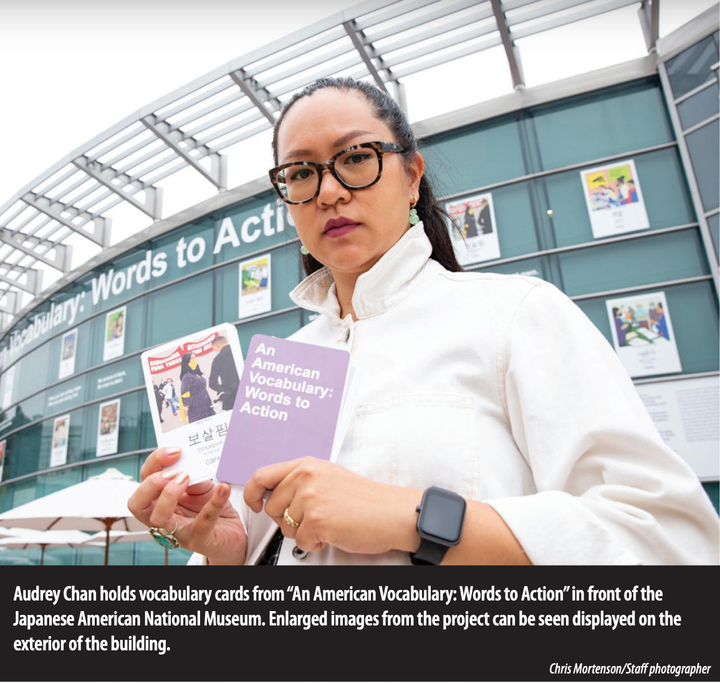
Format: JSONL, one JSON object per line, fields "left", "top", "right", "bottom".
{"left": 283, "top": 129, "right": 376, "bottom": 161}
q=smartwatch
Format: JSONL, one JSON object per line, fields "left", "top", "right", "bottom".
{"left": 410, "top": 486, "right": 466, "bottom": 565}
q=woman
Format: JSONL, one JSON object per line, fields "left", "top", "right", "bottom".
{"left": 129, "top": 78, "right": 719, "bottom": 566}
{"left": 179, "top": 353, "right": 215, "bottom": 425}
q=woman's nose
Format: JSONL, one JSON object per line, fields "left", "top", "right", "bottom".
{"left": 317, "top": 168, "right": 351, "bottom": 206}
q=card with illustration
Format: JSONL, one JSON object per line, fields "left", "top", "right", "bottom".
{"left": 141, "top": 324, "right": 244, "bottom": 484}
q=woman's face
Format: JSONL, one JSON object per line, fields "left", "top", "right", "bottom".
{"left": 277, "top": 89, "right": 423, "bottom": 278}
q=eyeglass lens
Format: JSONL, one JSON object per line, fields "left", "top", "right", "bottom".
{"left": 276, "top": 147, "right": 380, "bottom": 202}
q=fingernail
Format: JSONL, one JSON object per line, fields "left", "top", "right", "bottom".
{"left": 166, "top": 447, "right": 181, "bottom": 456}
{"left": 162, "top": 469, "right": 179, "bottom": 480}
{"left": 219, "top": 484, "right": 230, "bottom": 498}
{"left": 175, "top": 471, "right": 189, "bottom": 484}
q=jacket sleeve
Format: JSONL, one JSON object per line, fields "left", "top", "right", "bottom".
{"left": 484, "top": 282, "right": 719, "bottom": 565}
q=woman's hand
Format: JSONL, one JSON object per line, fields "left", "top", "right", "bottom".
{"left": 244, "top": 457, "right": 422, "bottom": 555}
{"left": 128, "top": 447, "right": 247, "bottom": 565}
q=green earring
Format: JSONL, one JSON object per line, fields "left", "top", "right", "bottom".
{"left": 409, "top": 200, "right": 420, "bottom": 226}
{"left": 300, "top": 245, "right": 309, "bottom": 255}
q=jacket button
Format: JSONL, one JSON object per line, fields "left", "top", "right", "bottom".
{"left": 292, "top": 546, "right": 308, "bottom": 560}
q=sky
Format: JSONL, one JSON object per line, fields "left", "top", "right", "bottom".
{"left": 0, "top": 0, "right": 717, "bottom": 307}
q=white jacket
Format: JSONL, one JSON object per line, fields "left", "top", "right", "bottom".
{"left": 192, "top": 222, "right": 719, "bottom": 565}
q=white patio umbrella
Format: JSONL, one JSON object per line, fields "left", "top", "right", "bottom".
{"left": 0, "top": 529, "right": 91, "bottom": 565}
{"left": 83, "top": 529, "right": 170, "bottom": 565}
{"left": 0, "top": 527, "right": 27, "bottom": 538}
{"left": 0, "top": 468, "right": 145, "bottom": 565}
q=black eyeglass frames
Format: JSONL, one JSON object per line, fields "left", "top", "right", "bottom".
{"left": 268, "top": 141, "right": 405, "bottom": 204}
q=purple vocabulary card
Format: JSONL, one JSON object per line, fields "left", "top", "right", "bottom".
{"left": 216, "top": 334, "right": 351, "bottom": 486}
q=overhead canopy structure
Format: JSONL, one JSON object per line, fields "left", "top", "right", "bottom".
{"left": 0, "top": 0, "right": 661, "bottom": 330}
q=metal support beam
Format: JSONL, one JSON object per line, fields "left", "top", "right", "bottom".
{"left": 0, "top": 268, "right": 42, "bottom": 295}
{"left": 229, "top": 71, "right": 281, "bottom": 125}
{"left": 141, "top": 115, "right": 228, "bottom": 190}
{"left": 0, "top": 228, "right": 72, "bottom": 272}
{"left": 73, "top": 156, "right": 162, "bottom": 220}
{"left": 490, "top": 0, "right": 526, "bottom": 90}
{"left": 391, "top": 80, "right": 408, "bottom": 115}
{"left": 21, "top": 192, "right": 110, "bottom": 249}
{"left": 0, "top": 290, "right": 21, "bottom": 316}
{"left": 342, "top": 20, "right": 389, "bottom": 93}
{"left": 638, "top": 0, "right": 661, "bottom": 53}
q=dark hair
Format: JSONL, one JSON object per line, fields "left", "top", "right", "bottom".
{"left": 271, "top": 77, "right": 463, "bottom": 276}
{"left": 180, "top": 352, "right": 203, "bottom": 379}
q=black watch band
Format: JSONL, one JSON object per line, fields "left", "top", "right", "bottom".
{"left": 410, "top": 538, "right": 450, "bottom": 565}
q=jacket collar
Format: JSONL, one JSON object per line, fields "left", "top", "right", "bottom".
{"left": 289, "top": 221, "right": 432, "bottom": 321}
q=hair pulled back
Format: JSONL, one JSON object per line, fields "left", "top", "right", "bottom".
{"left": 271, "top": 77, "right": 463, "bottom": 276}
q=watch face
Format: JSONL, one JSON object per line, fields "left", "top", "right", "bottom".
{"left": 418, "top": 487, "right": 466, "bottom": 544}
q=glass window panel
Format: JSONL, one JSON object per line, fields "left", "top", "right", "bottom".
{"left": 559, "top": 229, "right": 708, "bottom": 297}
{"left": 44, "top": 377, "right": 87, "bottom": 415}
{"left": 139, "top": 396, "right": 157, "bottom": 452}
{"left": 82, "top": 391, "right": 142, "bottom": 461}
{"left": 490, "top": 182, "right": 540, "bottom": 258}
{"left": 236, "top": 310, "right": 304, "bottom": 353}
{"left": 215, "top": 244, "right": 301, "bottom": 325}
{"left": 36, "top": 409, "right": 83, "bottom": 471}
{"left": 702, "top": 482, "right": 718, "bottom": 514}
{"left": 471, "top": 256, "right": 552, "bottom": 283}
{"left": 666, "top": 34, "right": 719, "bottom": 99}
{"left": 546, "top": 149, "right": 696, "bottom": 247}
{"left": 707, "top": 213, "right": 719, "bottom": 260}
{"left": 8, "top": 476, "right": 38, "bottom": 508}
{"left": 0, "top": 482, "right": 12, "bottom": 513}
{"left": 135, "top": 542, "right": 193, "bottom": 565}
{"left": 14, "top": 343, "right": 50, "bottom": 405}
{"left": 575, "top": 280, "right": 719, "bottom": 374}
{"left": 89, "top": 296, "right": 146, "bottom": 367}
{"left": 37, "top": 467, "right": 82, "bottom": 497}
{"left": 421, "top": 115, "right": 527, "bottom": 193}
{"left": 41, "top": 547, "right": 79, "bottom": 566}
{"left": 9, "top": 424, "right": 42, "bottom": 479}
{"left": 77, "top": 543, "right": 134, "bottom": 566}
{"left": 0, "top": 391, "right": 45, "bottom": 440}
{"left": 532, "top": 81, "right": 674, "bottom": 170}
{"left": 685, "top": 122, "right": 720, "bottom": 212}
{"left": 88, "top": 356, "right": 143, "bottom": 402}
{"left": 678, "top": 82, "right": 719, "bottom": 130}
{"left": 146, "top": 273, "right": 214, "bottom": 347}
{"left": 46, "top": 318, "right": 92, "bottom": 383}
{"left": 214, "top": 195, "right": 292, "bottom": 265}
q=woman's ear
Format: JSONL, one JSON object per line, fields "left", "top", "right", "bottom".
{"left": 407, "top": 151, "right": 425, "bottom": 198}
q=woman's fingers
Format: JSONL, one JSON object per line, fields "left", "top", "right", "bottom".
{"left": 189, "top": 483, "right": 232, "bottom": 545}
{"left": 243, "top": 459, "right": 303, "bottom": 513}
{"left": 148, "top": 471, "right": 190, "bottom": 529}
{"left": 128, "top": 469, "right": 179, "bottom": 523}
{"left": 140, "top": 447, "right": 181, "bottom": 481}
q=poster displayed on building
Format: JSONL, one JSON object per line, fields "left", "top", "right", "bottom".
{"left": 103, "top": 306, "right": 126, "bottom": 362}
{"left": 58, "top": 329, "right": 78, "bottom": 379}
{"left": 96, "top": 398, "right": 121, "bottom": 457}
{"left": 0, "top": 439, "right": 6, "bottom": 481}
{"left": 239, "top": 254, "right": 271, "bottom": 320}
{"left": 50, "top": 414, "right": 70, "bottom": 467}
{"left": 636, "top": 376, "right": 719, "bottom": 480}
{"left": 1, "top": 364, "right": 15, "bottom": 409}
{"left": 141, "top": 324, "right": 244, "bottom": 484}
{"left": 580, "top": 159, "right": 650, "bottom": 238}
{"left": 445, "top": 193, "right": 500, "bottom": 265}
{"left": 606, "top": 291, "right": 682, "bottom": 378}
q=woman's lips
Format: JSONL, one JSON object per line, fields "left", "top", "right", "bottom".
{"left": 324, "top": 223, "right": 359, "bottom": 238}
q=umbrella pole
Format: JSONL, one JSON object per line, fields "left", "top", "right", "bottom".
{"left": 165, "top": 548, "right": 168, "bottom": 566}
{"left": 40, "top": 545, "right": 46, "bottom": 566}
{"left": 104, "top": 521, "right": 111, "bottom": 566}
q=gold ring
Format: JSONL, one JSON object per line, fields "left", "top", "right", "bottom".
{"left": 283, "top": 508, "right": 300, "bottom": 529}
